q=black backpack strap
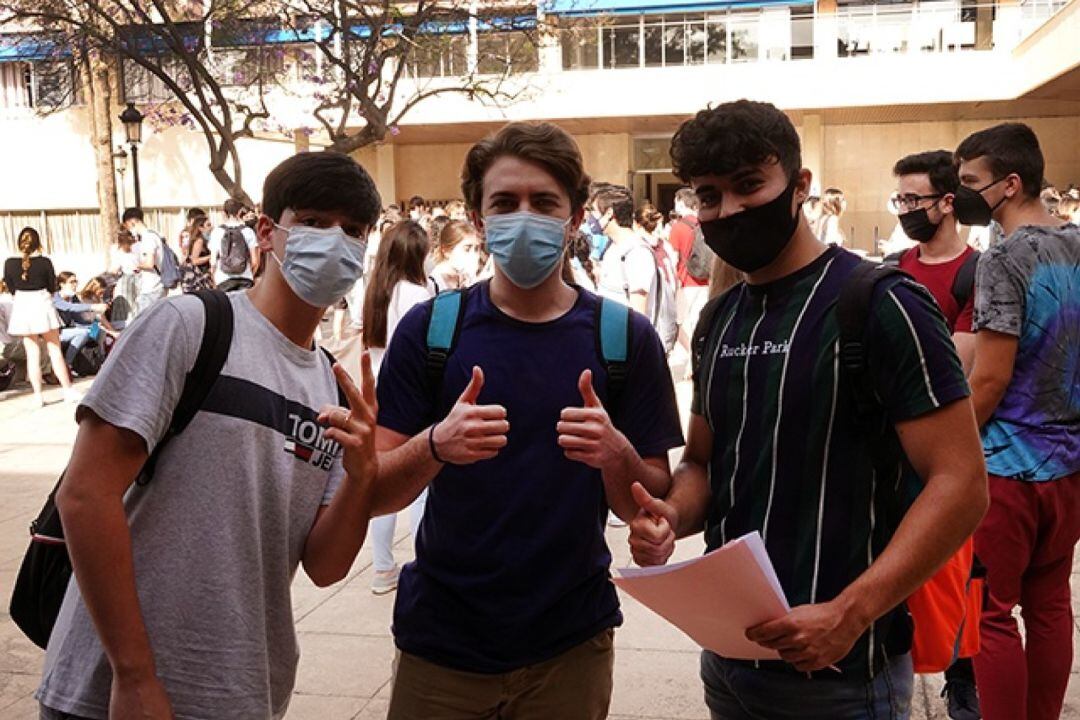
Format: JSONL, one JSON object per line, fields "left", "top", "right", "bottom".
{"left": 596, "top": 297, "right": 632, "bottom": 415}
{"left": 691, "top": 284, "right": 742, "bottom": 384}
{"left": 319, "top": 347, "right": 349, "bottom": 407}
{"left": 138, "top": 289, "right": 234, "bottom": 484}
{"left": 882, "top": 250, "right": 905, "bottom": 267}
{"left": 950, "top": 250, "right": 980, "bottom": 312}
{"left": 836, "top": 261, "right": 911, "bottom": 419}
{"left": 425, "top": 286, "right": 471, "bottom": 398}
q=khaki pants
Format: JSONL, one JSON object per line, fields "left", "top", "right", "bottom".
{"left": 388, "top": 629, "right": 615, "bottom": 720}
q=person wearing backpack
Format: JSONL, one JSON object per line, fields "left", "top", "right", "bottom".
{"left": 210, "top": 197, "right": 261, "bottom": 292}
{"left": 669, "top": 188, "right": 710, "bottom": 375}
{"left": 957, "top": 123, "right": 1080, "bottom": 720}
{"left": 373, "top": 121, "right": 683, "bottom": 719}
{"left": 121, "top": 208, "right": 166, "bottom": 318}
{"left": 594, "top": 185, "right": 658, "bottom": 319}
{"left": 888, "top": 150, "right": 983, "bottom": 720}
{"left": 35, "top": 151, "right": 381, "bottom": 720}
{"left": 626, "top": 100, "right": 987, "bottom": 719}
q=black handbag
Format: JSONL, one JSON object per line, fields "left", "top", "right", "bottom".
{"left": 9, "top": 290, "right": 234, "bottom": 648}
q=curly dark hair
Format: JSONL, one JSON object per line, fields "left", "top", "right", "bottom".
{"left": 670, "top": 100, "right": 801, "bottom": 182}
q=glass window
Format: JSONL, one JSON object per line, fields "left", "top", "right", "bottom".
{"left": 705, "top": 17, "right": 727, "bottom": 64}
{"left": 410, "top": 34, "right": 469, "bottom": 78}
{"left": 478, "top": 32, "right": 537, "bottom": 75}
{"left": 663, "top": 19, "right": 686, "bottom": 66}
{"left": 605, "top": 21, "right": 640, "bottom": 69}
{"left": 29, "top": 60, "right": 75, "bottom": 108}
{"left": 729, "top": 13, "right": 759, "bottom": 62}
{"left": 561, "top": 21, "right": 599, "bottom": 69}
{"left": 791, "top": 6, "right": 815, "bottom": 59}
{"left": 643, "top": 19, "right": 664, "bottom": 66}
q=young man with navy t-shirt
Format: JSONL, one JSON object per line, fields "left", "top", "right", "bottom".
{"left": 373, "top": 121, "right": 683, "bottom": 719}
{"left": 628, "top": 100, "right": 988, "bottom": 719}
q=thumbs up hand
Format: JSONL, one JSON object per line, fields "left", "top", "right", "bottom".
{"left": 430, "top": 366, "right": 510, "bottom": 465}
{"left": 627, "top": 482, "right": 678, "bottom": 567}
{"left": 557, "top": 369, "right": 631, "bottom": 471}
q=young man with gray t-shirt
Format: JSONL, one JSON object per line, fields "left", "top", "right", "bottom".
{"left": 37, "top": 152, "right": 382, "bottom": 720}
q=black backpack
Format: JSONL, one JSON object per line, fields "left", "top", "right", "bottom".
{"left": 692, "top": 259, "right": 911, "bottom": 447}
{"left": 9, "top": 290, "right": 234, "bottom": 649}
{"left": 218, "top": 225, "right": 252, "bottom": 275}
{"left": 681, "top": 219, "right": 713, "bottom": 282}
{"left": 882, "top": 249, "right": 980, "bottom": 313}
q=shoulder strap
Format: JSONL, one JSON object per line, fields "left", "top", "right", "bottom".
{"left": 691, "top": 284, "right": 742, "bottom": 383}
{"left": 882, "top": 250, "right": 905, "bottom": 267}
{"left": 597, "top": 298, "right": 631, "bottom": 414}
{"left": 950, "top": 250, "right": 980, "bottom": 311}
{"left": 836, "top": 261, "right": 909, "bottom": 418}
{"left": 425, "top": 286, "right": 470, "bottom": 396}
{"left": 318, "top": 347, "right": 349, "bottom": 407}
{"left": 138, "top": 289, "right": 234, "bottom": 484}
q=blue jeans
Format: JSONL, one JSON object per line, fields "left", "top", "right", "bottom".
{"left": 59, "top": 327, "right": 90, "bottom": 367}
{"left": 701, "top": 652, "right": 913, "bottom": 720}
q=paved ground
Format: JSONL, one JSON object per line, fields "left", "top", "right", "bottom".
{"left": 0, "top": 375, "right": 1077, "bottom": 719}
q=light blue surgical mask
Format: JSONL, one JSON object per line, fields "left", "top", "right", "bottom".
{"left": 483, "top": 211, "right": 569, "bottom": 289}
{"left": 272, "top": 223, "right": 366, "bottom": 307}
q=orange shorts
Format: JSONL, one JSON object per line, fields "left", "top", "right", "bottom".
{"left": 907, "top": 537, "right": 983, "bottom": 673}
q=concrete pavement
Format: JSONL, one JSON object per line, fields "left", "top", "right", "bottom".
{"left": 0, "top": 376, "right": 1077, "bottom": 719}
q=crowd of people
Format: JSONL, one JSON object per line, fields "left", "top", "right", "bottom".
{"left": 7, "top": 99, "right": 1078, "bottom": 720}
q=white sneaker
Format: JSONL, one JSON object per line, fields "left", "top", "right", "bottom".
{"left": 371, "top": 565, "right": 400, "bottom": 595}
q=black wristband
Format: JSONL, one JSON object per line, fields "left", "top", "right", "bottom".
{"left": 429, "top": 422, "right": 447, "bottom": 464}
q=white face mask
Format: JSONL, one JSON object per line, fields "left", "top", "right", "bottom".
{"left": 271, "top": 223, "right": 366, "bottom": 307}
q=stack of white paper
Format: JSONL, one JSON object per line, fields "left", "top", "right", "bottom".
{"left": 614, "top": 531, "right": 790, "bottom": 660}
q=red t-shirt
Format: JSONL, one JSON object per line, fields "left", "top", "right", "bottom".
{"left": 669, "top": 216, "right": 708, "bottom": 288}
{"left": 897, "top": 245, "right": 975, "bottom": 333}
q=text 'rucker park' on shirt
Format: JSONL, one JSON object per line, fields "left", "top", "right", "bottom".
{"left": 692, "top": 246, "right": 969, "bottom": 678}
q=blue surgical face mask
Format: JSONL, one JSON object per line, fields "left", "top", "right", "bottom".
{"left": 483, "top": 211, "right": 568, "bottom": 289}
{"left": 272, "top": 223, "right": 366, "bottom": 307}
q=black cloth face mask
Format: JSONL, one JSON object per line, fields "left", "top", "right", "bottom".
{"left": 699, "top": 180, "right": 800, "bottom": 274}
{"left": 899, "top": 206, "right": 940, "bottom": 243}
{"left": 953, "top": 178, "right": 1008, "bottom": 227}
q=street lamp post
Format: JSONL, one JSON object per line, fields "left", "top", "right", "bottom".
{"left": 113, "top": 146, "right": 128, "bottom": 209}
{"left": 119, "top": 103, "right": 144, "bottom": 208}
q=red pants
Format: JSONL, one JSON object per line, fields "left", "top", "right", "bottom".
{"left": 973, "top": 472, "right": 1080, "bottom": 720}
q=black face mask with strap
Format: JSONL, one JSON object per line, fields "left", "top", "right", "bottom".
{"left": 698, "top": 179, "right": 800, "bottom": 273}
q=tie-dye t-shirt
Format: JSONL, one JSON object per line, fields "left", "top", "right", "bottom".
{"left": 973, "top": 224, "right": 1080, "bottom": 481}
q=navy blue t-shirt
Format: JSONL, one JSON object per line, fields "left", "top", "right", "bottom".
{"left": 377, "top": 281, "right": 684, "bottom": 673}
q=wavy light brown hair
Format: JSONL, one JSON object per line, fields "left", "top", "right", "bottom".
{"left": 461, "top": 122, "right": 591, "bottom": 214}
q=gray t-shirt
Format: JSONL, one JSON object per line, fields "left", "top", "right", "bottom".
{"left": 37, "top": 292, "right": 345, "bottom": 719}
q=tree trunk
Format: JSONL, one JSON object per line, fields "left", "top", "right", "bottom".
{"left": 81, "top": 50, "right": 119, "bottom": 264}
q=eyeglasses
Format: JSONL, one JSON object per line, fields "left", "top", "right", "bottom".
{"left": 889, "top": 193, "right": 944, "bottom": 213}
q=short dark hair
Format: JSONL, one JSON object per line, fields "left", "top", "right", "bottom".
{"left": 893, "top": 150, "right": 960, "bottom": 196}
{"left": 955, "top": 123, "right": 1044, "bottom": 199}
{"left": 223, "top": 198, "right": 246, "bottom": 217}
{"left": 593, "top": 185, "right": 634, "bottom": 228}
{"left": 186, "top": 207, "right": 206, "bottom": 222}
{"left": 122, "top": 207, "right": 144, "bottom": 223}
{"left": 671, "top": 100, "right": 801, "bottom": 182}
{"left": 262, "top": 151, "right": 381, "bottom": 227}
{"left": 462, "top": 122, "right": 591, "bottom": 213}
{"left": 409, "top": 195, "right": 426, "bottom": 210}
{"left": 675, "top": 187, "right": 699, "bottom": 211}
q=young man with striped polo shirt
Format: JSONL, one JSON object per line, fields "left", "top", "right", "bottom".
{"left": 628, "top": 100, "right": 988, "bottom": 718}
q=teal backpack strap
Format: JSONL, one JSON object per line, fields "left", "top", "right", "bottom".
{"left": 597, "top": 297, "right": 631, "bottom": 414}
{"left": 425, "top": 287, "right": 469, "bottom": 396}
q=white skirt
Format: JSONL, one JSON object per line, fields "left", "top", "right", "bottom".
{"left": 8, "top": 290, "right": 60, "bottom": 337}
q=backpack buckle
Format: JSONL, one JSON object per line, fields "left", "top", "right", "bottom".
{"left": 839, "top": 340, "right": 865, "bottom": 372}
